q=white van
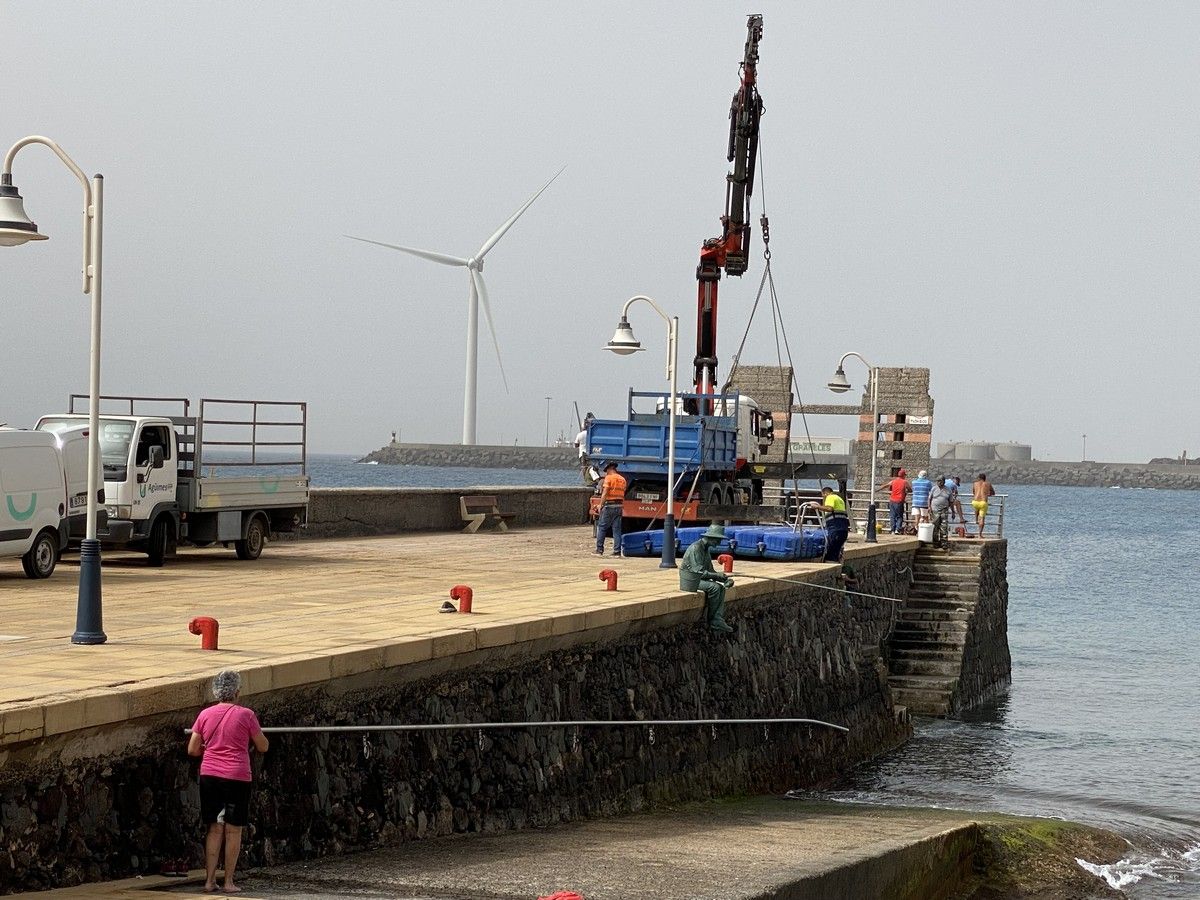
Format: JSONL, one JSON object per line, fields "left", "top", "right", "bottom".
{"left": 0, "top": 429, "right": 68, "bottom": 578}
{"left": 34, "top": 421, "right": 103, "bottom": 539}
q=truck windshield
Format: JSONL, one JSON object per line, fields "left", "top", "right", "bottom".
{"left": 38, "top": 417, "right": 135, "bottom": 480}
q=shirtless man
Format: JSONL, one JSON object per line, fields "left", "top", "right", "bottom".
{"left": 972, "top": 473, "right": 996, "bottom": 538}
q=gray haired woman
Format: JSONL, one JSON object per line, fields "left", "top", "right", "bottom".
{"left": 187, "top": 670, "right": 268, "bottom": 893}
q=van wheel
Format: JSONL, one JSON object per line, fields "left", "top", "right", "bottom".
{"left": 22, "top": 530, "right": 59, "bottom": 579}
{"left": 235, "top": 517, "right": 266, "bottom": 561}
{"left": 147, "top": 517, "right": 170, "bottom": 567}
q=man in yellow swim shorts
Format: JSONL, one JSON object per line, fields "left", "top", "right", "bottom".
{"left": 972, "top": 473, "right": 996, "bottom": 538}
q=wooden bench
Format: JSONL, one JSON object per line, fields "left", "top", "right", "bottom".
{"left": 460, "top": 495, "right": 517, "bottom": 533}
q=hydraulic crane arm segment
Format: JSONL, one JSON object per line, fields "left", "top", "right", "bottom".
{"left": 694, "top": 14, "right": 764, "bottom": 408}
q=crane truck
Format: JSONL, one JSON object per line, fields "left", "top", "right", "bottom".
{"left": 587, "top": 15, "right": 808, "bottom": 525}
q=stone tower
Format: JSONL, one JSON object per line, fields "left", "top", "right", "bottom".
{"left": 855, "top": 367, "right": 934, "bottom": 493}
{"left": 726, "top": 364, "right": 793, "bottom": 463}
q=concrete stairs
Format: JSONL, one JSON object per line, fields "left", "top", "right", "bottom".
{"left": 887, "top": 543, "right": 983, "bottom": 716}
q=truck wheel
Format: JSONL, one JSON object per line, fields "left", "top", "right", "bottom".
{"left": 147, "top": 517, "right": 170, "bottom": 567}
{"left": 235, "top": 517, "right": 266, "bottom": 561}
{"left": 21, "top": 529, "right": 59, "bottom": 579}
{"left": 703, "top": 483, "right": 723, "bottom": 505}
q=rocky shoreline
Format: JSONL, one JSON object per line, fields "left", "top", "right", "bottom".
{"left": 359, "top": 442, "right": 577, "bottom": 470}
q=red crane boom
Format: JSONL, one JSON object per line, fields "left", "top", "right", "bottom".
{"left": 693, "top": 14, "right": 764, "bottom": 411}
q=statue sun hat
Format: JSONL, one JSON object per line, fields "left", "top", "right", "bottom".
{"left": 702, "top": 524, "right": 726, "bottom": 540}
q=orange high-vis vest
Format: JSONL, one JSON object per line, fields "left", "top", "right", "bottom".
{"left": 601, "top": 471, "right": 627, "bottom": 502}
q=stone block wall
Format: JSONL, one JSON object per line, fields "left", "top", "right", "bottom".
{"left": 728, "top": 365, "right": 794, "bottom": 463}
{"left": 305, "top": 487, "right": 592, "bottom": 538}
{"left": 856, "top": 367, "right": 934, "bottom": 494}
{"left": 0, "top": 567, "right": 912, "bottom": 892}
{"left": 950, "top": 540, "right": 1012, "bottom": 716}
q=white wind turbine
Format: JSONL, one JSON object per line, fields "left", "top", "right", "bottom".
{"left": 348, "top": 167, "right": 564, "bottom": 445}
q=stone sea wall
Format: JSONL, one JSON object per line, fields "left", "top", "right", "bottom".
{"left": 950, "top": 541, "right": 1011, "bottom": 716}
{"left": 305, "top": 487, "right": 592, "bottom": 538}
{"left": 0, "top": 567, "right": 910, "bottom": 893}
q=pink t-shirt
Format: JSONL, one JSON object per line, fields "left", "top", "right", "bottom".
{"left": 192, "top": 703, "right": 261, "bottom": 782}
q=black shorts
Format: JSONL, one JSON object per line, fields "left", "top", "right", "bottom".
{"left": 199, "top": 775, "right": 252, "bottom": 827}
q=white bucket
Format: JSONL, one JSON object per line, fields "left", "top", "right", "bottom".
{"left": 916, "top": 522, "right": 934, "bottom": 543}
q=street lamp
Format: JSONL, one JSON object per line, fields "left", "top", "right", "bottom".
{"left": 1082, "top": 434, "right": 1087, "bottom": 462}
{"left": 605, "top": 295, "right": 679, "bottom": 569}
{"left": 544, "top": 396, "right": 552, "bottom": 447}
{"left": 1, "top": 135, "right": 106, "bottom": 644}
{"left": 827, "top": 352, "right": 878, "bottom": 544}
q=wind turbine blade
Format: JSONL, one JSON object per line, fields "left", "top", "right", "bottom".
{"left": 345, "top": 235, "right": 468, "bottom": 267}
{"left": 471, "top": 268, "right": 509, "bottom": 393}
{"left": 474, "top": 165, "right": 566, "bottom": 260}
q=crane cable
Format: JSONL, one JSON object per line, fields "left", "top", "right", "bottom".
{"left": 722, "top": 138, "right": 828, "bottom": 491}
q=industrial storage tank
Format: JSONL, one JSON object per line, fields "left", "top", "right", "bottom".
{"left": 959, "top": 441, "right": 992, "bottom": 461}
{"left": 995, "top": 442, "right": 1032, "bottom": 461}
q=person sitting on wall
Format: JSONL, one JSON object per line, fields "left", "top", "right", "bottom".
{"left": 818, "top": 486, "right": 851, "bottom": 562}
{"left": 679, "top": 523, "right": 735, "bottom": 634}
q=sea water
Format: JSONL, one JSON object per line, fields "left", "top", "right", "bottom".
{"left": 817, "top": 484, "right": 1200, "bottom": 897}
{"left": 309, "top": 461, "right": 1200, "bottom": 895}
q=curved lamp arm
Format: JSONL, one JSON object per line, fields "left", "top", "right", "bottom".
{"left": 4, "top": 135, "right": 94, "bottom": 294}
{"left": 836, "top": 350, "right": 873, "bottom": 374}
{"left": 621, "top": 294, "right": 676, "bottom": 382}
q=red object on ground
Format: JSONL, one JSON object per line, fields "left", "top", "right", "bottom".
{"left": 955, "top": 526, "right": 967, "bottom": 538}
{"left": 598, "top": 569, "right": 618, "bottom": 591}
{"left": 187, "top": 616, "right": 219, "bottom": 651}
{"left": 717, "top": 553, "right": 734, "bottom": 573}
{"left": 538, "top": 893, "right": 585, "bottom": 900}
{"left": 450, "top": 584, "right": 473, "bottom": 614}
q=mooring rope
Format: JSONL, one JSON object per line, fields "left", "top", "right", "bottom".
{"left": 185, "top": 717, "right": 849, "bottom": 736}
{"left": 733, "top": 571, "right": 905, "bottom": 604}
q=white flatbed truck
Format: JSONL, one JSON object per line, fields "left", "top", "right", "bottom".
{"left": 37, "top": 396, "right": 309, "bottom": 565}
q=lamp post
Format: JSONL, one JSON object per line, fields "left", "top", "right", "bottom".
{"left": 606, "top": 295, "right": 679, "bottom": 569}
{"left": 0, "top": 135, "right": 106, "bottom": 643}
{"left": 544, "top": 396, "right": 552, "bottom": 447}
{"left": 827, "top": 352, "right": 878, "bottom": 544}
{"left": 1082, "top": 434, "right": 1087, "bottom": 462}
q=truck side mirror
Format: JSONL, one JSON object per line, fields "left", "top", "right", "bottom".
{"left": 149, "top": 445, "right": 165, "bottom": 469}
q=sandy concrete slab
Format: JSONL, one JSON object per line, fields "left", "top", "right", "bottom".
{"left": 43, "top": 799, "right": 980, "bottom": 899}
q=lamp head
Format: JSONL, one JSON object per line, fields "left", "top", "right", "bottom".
{"left": 605, "top": 316, "right": 643, "bottom": 355}
{"left": 0, "top": 176, "right": 48, "bottom": 247}
{"left": 826, "top": 365, "right": 852, "bottom": 394}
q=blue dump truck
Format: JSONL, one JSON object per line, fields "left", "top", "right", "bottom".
{"left": 586, "top": 390, "right": 784, "bottom": 522}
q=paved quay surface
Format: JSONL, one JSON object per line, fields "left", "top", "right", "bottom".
{"left": 43, "top": 799, "right": 981, "bottom": 898}
{"left": 0, "top": 527, "right": 918, "bottom": 745}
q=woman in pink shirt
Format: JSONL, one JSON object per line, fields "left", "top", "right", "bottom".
{"left": 187, "top": 670, "right": 269, "bottom": 893}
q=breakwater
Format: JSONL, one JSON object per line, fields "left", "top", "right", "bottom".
{"left": 946, "top": 459, "right": 1200, "bottom": 490}
{"left": 360, "top": 442, "right": 578, "bottom": 470}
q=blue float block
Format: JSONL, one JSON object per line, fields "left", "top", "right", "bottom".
{"left": 728, "top": 526, "right": 766, "bottom": 559}
{"left": 620, "top": 531, "right": 658, "bottom": 557}
{"left": 761, "top": 527, "right": 828, "bottom": 560}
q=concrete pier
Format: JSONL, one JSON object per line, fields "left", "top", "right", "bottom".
{"left": 0, "top": 516, "right": 1010, "bottom": 894}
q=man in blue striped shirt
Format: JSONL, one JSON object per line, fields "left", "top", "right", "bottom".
{"left": 911, "top": 470, "right": 933, "bottom": 523}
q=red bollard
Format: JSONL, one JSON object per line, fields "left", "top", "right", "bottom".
{"left": 450, "top": 584, "right": 473, "bottom": 614}
{"left": 717, "top": 553, "right": 734, "bottom": 574}
{"left": 188, "top": 616, "right": 219, "bottom": 651}
{"left": 598, "top": 569, "right": 618, "bottom": 591}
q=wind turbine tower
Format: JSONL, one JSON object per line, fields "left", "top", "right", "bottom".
{"left": 349, "top": 168, "right": 564, "bottom": 444}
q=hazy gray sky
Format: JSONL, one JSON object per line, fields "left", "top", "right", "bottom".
{"left": 2, "top": 2, "right": 1196, "bottom": 460}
